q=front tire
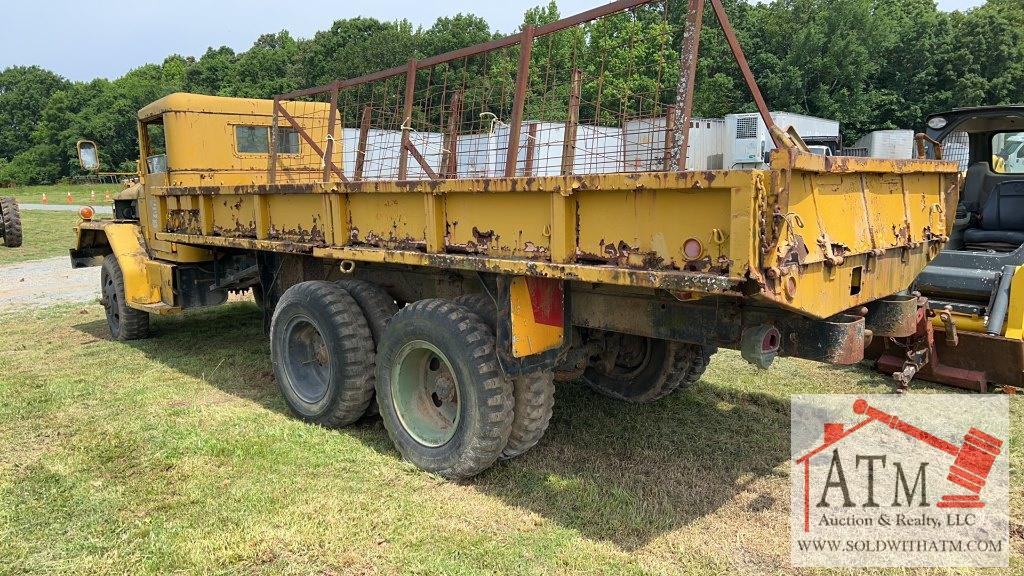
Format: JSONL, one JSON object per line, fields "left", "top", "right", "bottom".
{"left": 584, "top": 334, "right": 713, "bottom": 403}
{"left": 100, "top": 254, "right": 150, "bottom": 341}
{"left": 375, "top": 299, "right": 513, "bottom": 479}
{"left": 270, "top": 281, "right": 376, "bottom": 427}
{"left": 0, "top": 196, "right": 22, "bottom": 248}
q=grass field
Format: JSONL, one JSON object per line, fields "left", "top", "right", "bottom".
{"left": 0, "top": 210, "right": 82, "bottom": 265}
{"left": 0, "top": 302, "right": 1020, "bottom": 575}
{"left": 1, "top": 183, "right": 123, "bottom": 206}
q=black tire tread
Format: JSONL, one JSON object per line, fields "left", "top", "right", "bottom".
{"left": 335, "top": 278, "right": 399, "bottom": 418}
{"left": 335, "top": 278, "right": 399, "bottom": 346}
{"left": 501, "top": 371, "right": 555, "bottom": 460}
{"left": 271, "top": 281, "right": 376, "bottom": 428}
{"left": 1, "top": 196, "right": 23, "bottom": 248}
{"left": 101, "top": 254, "right": 150, "bottom": 340}
{"left": 452, "top": 293, "right": 554, "bottom": 460}
{"left": 452, "top": 293, "right": 496, "bottom": 328}
{"left": 585, "top": 341, "right": 714, "bottom": 404}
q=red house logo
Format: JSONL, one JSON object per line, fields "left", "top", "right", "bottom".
{"left": 791, "top": 395, "right": 1008, "bottom": 568}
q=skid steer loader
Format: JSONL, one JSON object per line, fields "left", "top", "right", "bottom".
{"left": 872, "top": 106, "right": 1024, "bottom": 392}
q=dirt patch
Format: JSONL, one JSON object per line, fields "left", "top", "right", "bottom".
{"left": 0, "top": 256, "right": 99, "bottom": 311}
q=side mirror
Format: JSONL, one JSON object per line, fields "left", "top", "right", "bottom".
{"left": 77, "top": 140, "right": 100, "bottom": 172}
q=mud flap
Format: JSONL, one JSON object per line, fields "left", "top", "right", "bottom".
{"left": 490, "top": 275, "right": 569, "bottom": 376}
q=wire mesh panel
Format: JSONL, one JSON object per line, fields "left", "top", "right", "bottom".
{"left": 270, "top": 0, "right": 719, "bottom": 184}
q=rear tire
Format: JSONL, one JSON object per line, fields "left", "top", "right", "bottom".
{"left": 584, "top": 334, "right": 713, "bottom": 403}
{"left": 501, "top": 371, "right": 555, "bottom": 460}
{"left": 270, "top": 281, "right": 376, "bottom": 427}
{"left": 0, "top": 196, "right": 22, "bottom": 248}
{"left": 452, "top": 293, "right": 555, "bottom": 459}
{"left": 100, "top": 254, "right": 150, "bottom": 341}
{"left": 336, "top": 278, "right": 399, "bottom": 417}
{"left": 375, "top": 299, "right": 513, "bottom": 479}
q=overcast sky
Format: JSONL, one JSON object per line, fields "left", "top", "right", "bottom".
{"left": 0, "top": 0, "right": 988, "bottom": 82}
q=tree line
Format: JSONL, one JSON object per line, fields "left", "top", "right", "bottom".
{"left": 0, "top": 0, "right": 1021, "bottom": 185}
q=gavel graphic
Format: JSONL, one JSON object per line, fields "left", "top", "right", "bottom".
{"left": 853, "top": 399, "right": 1003, "bottom": 508}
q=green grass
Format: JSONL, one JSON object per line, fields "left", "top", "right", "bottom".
{"left": 0, "top": 303, "right": 1020, "bottom": 575}
{"left": 1, "top": 183, "right": 123, "bottom": 206}
{"left": 0, "top": 210, "right": 82, "bottom": 265}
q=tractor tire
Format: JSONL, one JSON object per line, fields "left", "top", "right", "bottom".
{"left": 375, "top": 299, "right": 513, "bottom": 479}
{"left": 335, "top": 278, "right": 399, "bottom": 417}
{"left": 0, "top": 196, "right": 23, "bottom": 248}
{"left": 583, "top": 334, "right": 714, "bottom": 403}
{"left": 270, "top": 281, "right": 376, "bottom": 428}
{"left": 100, "top": 254, "right": 150, "bottom": 341}
{"left": 452, "top": 292, "right": 554, "bottom": 460}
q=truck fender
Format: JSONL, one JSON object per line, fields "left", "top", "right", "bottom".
{"left": 72, "top": 222, "right": 174, "bottom": 311}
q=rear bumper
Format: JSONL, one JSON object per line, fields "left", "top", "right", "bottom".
{"left": 571, "top": 290, "right": 921, "bottom": 367}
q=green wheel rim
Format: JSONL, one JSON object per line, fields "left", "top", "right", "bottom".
{"left": 391, "top": 340, "right": 461, "bottom": 447}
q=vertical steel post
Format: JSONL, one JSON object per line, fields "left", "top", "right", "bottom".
{"left": 398, "top": 59, "right": 418, "bottom": 180}
{"left": 505, "top": 26, "right": 535, "bottom": 178}
{"left": 322, "top": 83, "right": 340, "bottom": 183}
{"left": 441, "top": 91, "right": 463, "bottom": 179}
{"left": 269, "top": 97, "right": 280, "bottom": 184}
{"left": 561, "top": 69, "right": 583, "bottom": 176}
{"left": 673, "top": 0, "right": 705, "bottom": 171}
{"left": 524, "top": 123, "right": 538, "bottom": 177}
{"left": 663, "top": 104, "right": 676, "bottom": 172}
{"left": 355, "top": 105, "right": 372, "bottom": 180}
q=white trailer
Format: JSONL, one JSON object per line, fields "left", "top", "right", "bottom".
{"left": 724, "top": 112, "right": 840, "bottom": 168}
{"left": 622, "top": 117, "right": 726, "bottom": 171}
{"left": 454, "top": 122, "right": 623, "bottom": 178}
{"left": 852, "top": 130, "right": 915, "bottom": 160}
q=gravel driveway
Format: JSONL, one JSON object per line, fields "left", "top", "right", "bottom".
{"left": 0, "top": 256, "right": 99, "bottom": 311}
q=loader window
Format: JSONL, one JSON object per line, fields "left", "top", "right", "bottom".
{"left": 993, "top": 132, "right": 1024, "bottom": 174}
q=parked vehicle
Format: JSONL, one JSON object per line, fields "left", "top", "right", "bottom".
{"left": 870, "top": 106, "right": 1024, "bottom": 392}
{"left": 70, "top": 0, "right": 957, "bottom": 478}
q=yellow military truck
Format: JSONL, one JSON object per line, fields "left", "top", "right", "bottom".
{"left": 70, "top": 0, "right": 959, "bottom": 478}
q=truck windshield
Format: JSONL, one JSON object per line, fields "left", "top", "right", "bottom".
{"left": 145, "top": 121, "right": 168, "bottom": 174}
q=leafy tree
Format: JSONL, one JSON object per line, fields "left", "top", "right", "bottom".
{"left": 0, "top": 66, "right": 69, "bottom": 160}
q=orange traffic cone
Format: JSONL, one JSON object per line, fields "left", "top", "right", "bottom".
{"left": 41, "top": 193, "right": 48, "bottom": 204}
{"left": 90, "top": 190, "right": 96, "bottom": 202}
{"left": 104, "top": 192, "right": 112, "bottom": 203}
{"left": 65, "top": 192, "right": 73, "bottom": 204}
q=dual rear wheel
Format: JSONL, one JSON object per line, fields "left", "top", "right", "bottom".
{"left": 269, "top": 284, "right": 551, "bottom": 479}
{"left": 269, "top": 283, "right": 712, "bottom": 479}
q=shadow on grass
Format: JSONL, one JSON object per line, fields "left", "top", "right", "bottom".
{"left": 74, "top": 303, "right": 792, "bottom": 549}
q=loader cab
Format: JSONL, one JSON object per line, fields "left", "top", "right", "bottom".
{"left": 914, "top": 106, "right": 1024, "bottom": 329}
{"left": 925, "top": 106, "right": 1024, "bottom": 253}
